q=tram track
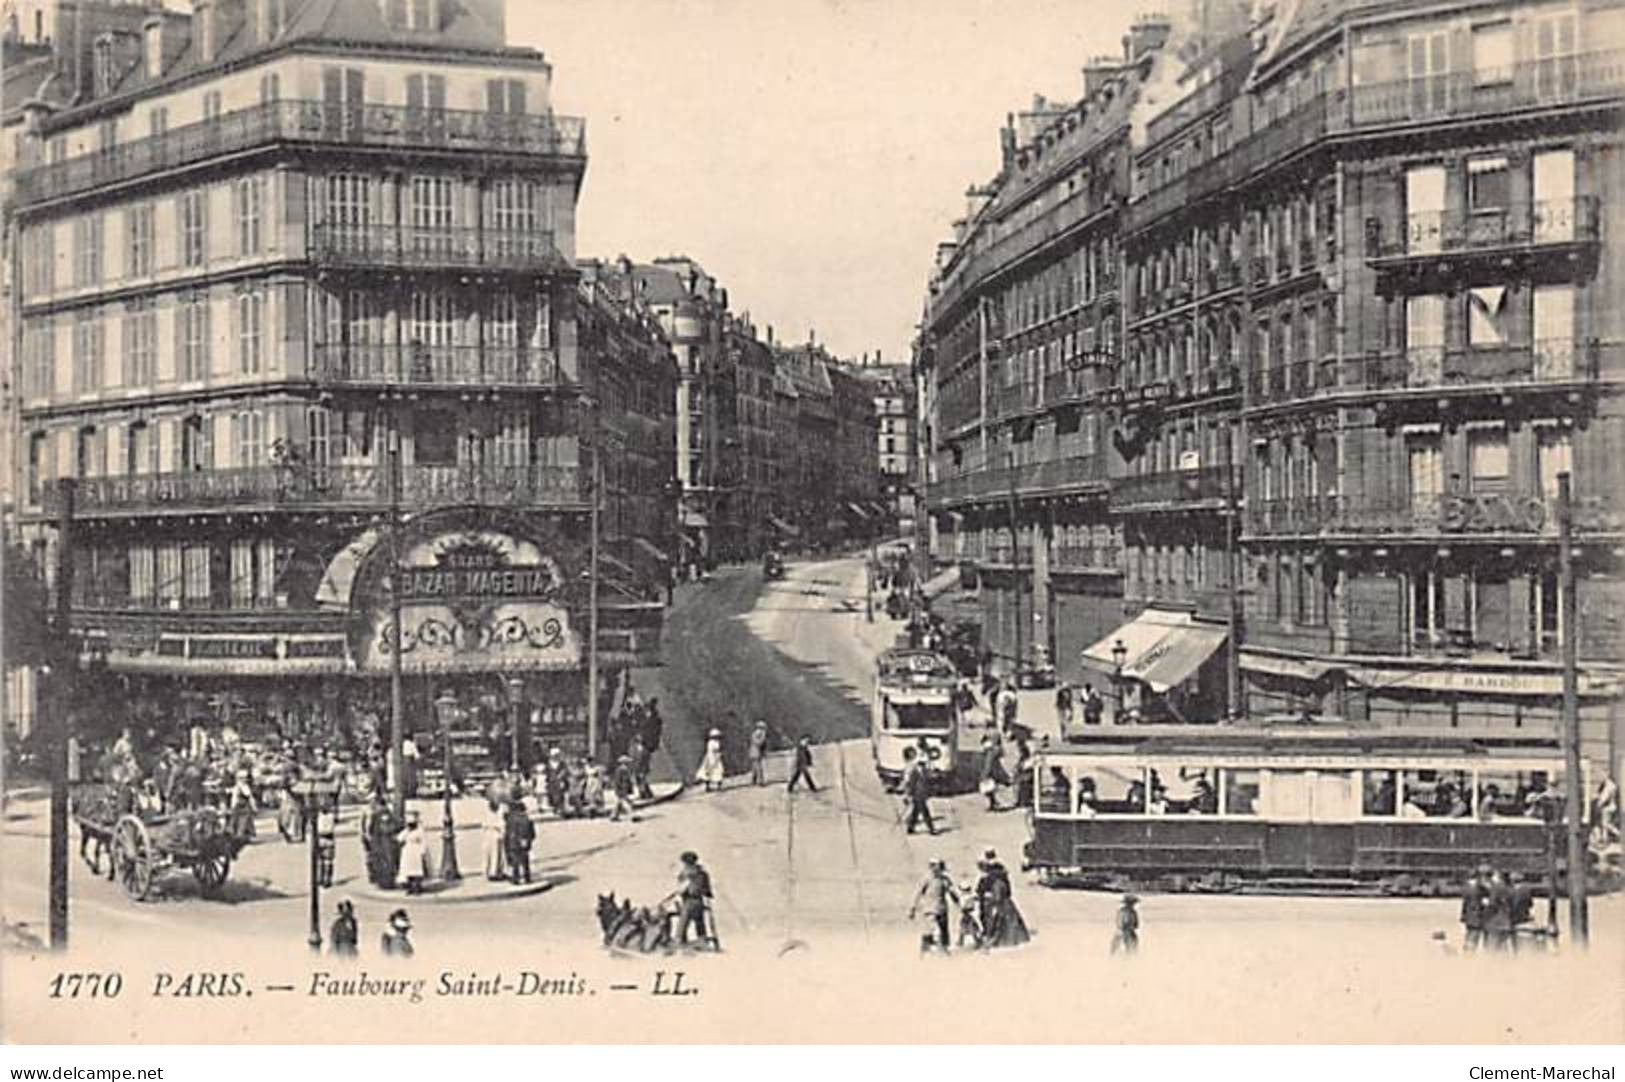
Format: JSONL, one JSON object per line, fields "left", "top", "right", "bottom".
{"left": 834, "top": 741, "right": 874, "bottom": 941}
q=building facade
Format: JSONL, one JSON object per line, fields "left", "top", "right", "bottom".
{"left": 851, "top": 360, "right": 918, "bottom": 535}
{"left": 920, "top": 0, "right": 1623, "bottom": 763}
{"left": 5, "top": 0, "right": 668, "bottom": 755}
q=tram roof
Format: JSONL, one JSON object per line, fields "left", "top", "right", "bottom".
{"left": 1052, "top": 722, "right": 1559, "bottom": 757}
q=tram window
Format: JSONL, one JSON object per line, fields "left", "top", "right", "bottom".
{"left": 885, "top": 701, "right": 953, "bottom": 731}
{"left": 1221, "top": 769, "right": 1260, "bottom": 815}
{"left": 1039, "top": 764, "right": 1073, "bottom": 814}
{"left": 1363, "top": 769, "right": 1398, "bottom": 816}
{"left": 1399, "top": 769, "right": 1472, "bottom": 818}
{"left": 1074, "top": 763, "right": 1146, "bottom": 815}
{"left": 1148, "top": 765, "right": 1218, "bottom": 815}
{"left": 1475, "top": 770, "right": 1553, "bottom": 820}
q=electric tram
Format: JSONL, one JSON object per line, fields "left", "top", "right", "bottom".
{"left": 871, "top": 649, "right": 966, "bottom": 790}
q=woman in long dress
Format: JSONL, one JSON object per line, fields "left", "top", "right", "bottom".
{"left": 481, "top": 795, "right": 508, "bottom": 880}
{"left": 396, "top": 814, "right": 428, "bottom": 894}
{"left": 697, "top": 728, "right": 726, "bottom": 793}
{"left": 976, "top": 853, "right": 1031, "bottom": 949}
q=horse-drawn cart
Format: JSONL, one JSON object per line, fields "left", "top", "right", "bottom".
{"left": 72, "top": 784, "right": 248, "bottom": 902}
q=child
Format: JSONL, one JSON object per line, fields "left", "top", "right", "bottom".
{"left": 1111, "top": 894, "right": 1140, "bottom": 954}
{"left": 504, "top": 799, "right": 534, "bottom": 884}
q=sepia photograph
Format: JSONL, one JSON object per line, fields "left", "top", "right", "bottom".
{"left": 0, "top": 0, "right": 1622, "bottom": 1050}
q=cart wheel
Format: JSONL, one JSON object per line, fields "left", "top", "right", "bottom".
{"left": 112, "top": 816, "right": 153, "bottom": 902}
{"left": 194, "top": 849, "right": 231, "bottom": 894}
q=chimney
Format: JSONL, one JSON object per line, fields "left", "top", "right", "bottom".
{"left": 999, "top": 115, "right": 1016, "bottom": 170}
{"left": 1082, "top": 57, "right": 1122, "bottom": 98}
{"left": 767, "top": 325, "right": 774, "bottom": 346}
{"left": 1124, "top": 14, "right": 1172, "bottom": 62}
{"left": 192, "top": 0, "right": 216, "bottom": 65}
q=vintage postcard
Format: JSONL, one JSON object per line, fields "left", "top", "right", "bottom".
{"left": 2, "top": 0, "right": 1623, "bottom": 1046}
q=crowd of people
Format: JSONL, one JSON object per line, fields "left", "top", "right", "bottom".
{"left": 908, "top": 849, "right": 1031, "bottom": 954}
{"left": 1457, "top": 864, "right": 1550, "bottom": 952}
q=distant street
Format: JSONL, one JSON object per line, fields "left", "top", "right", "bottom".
{"left": 5, "top": 552, "right": 1624, "bottom": 1040}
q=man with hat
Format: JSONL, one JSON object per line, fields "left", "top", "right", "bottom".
{"left": 381, "top": 909, "right": 414, "bottom": 957}
{"left": 505, "top": 797, "right": 535, "bottom": 884}
{"left": 787, "top": 735, "right": 819, "bottom": 793}
{"left": 329, "top": 899, "right": 359, "bottom": 958}
{"left": 1460, "top": 864, "right": 1490, "bottom": 951}
{"left": 1112, "top": 894, "right": 1140, "bottom": 954}
{"left": 675, "top": 851, "right": 715, "bottom": 948}
{"left": 908, "top": 858, "right": 959, "bottom": 954}
{"left": 749, "top": 721, "right": 771, "bottom": 787}
{"left": 610, "top": 754, "right": 638, "bottom": 822}
{"left": 902, "top": 751, "right": 938, "bottom": 835}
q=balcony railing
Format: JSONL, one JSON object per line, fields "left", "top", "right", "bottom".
{"left": 1365, "top": 198, "right": 1600, "bottom": 260}
{"left": 15, "top": 100, "right": 587, "bottom": 205}
{"left": 1245, "top": 490, "right": 1623, "bottom": 538}
{"left": 1110, "top": 465, "right": 1238, "bottom": 509}
{"left": 1051, "top": 545, "right": 1121, "bottom": 573}
{"left": 310, "top": 343, "right": 561, "bottom": 387}
{"left": 48, "top": 463, "right": 584, "bottom": 516}
{"left": 1347, "top": 340, "right": 1603, "bottom": 393}
{"left": 309, "top": 224, "right": 565, "bottom": 273}
{"left": 1347, "top": 51, "right": 1625, "bottom": 130}
{"left": 926, "top": 454, "right": 1109, "bottom": 507}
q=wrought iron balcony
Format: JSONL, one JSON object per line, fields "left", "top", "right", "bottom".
{"left": 1365, "top": 197, "right": 1600, "bottom": 262}
{"left": 1110, "top": 465, "right": 1238, "bottom": 510}
{"left": 308, "top": 224, "right": 566, "bottom": 274}
{"left": 1346, "top": 340, "right": 1605, "bottom": 394}
{"left": 47, "top": 463, "right": 584, "bottom": 517}
{"left": 15, "top": 100, "right": 587, "bottom": 206}
{"left": 1346, "top": 50, "right": 1625, "bottom": 129}
{"left": 310, "top": 343, "right": 562, "bottom": 388}
{"left": 1050, "top": 545, "right": 1121, "bottom": 574}
{"left": 1324, "top": 490, "right": 1623, "bottom": 539}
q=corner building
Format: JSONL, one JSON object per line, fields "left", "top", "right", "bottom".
{"left": 7, "top": 0, "right": 666, "bottom": 754}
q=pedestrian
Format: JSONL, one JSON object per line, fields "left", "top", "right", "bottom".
{"left": 481, "top": 793, "right": 508, "bottom": 881}
{"left": 1082, "top": 684, "right": 1104, "bottom": 726}
{"left": 396, "top": 812, "right": 427, "bottom": 895}
{"left": 583, "top": 761, "right": 607, "bottom": 816}
{"left": 641, "top": 698, "right": 664, "bottom": 756}
{"left": 544, "top": 747, "right": 567, "bottom": 816}
{"left": 908, "top": 858, "right": 958, "bottom": 954}
{"left": 329, "top": 899, "right": 359, "bottom": 958}
{"left": 749, "top": 721, "right": 770, "bottom": 786}
{"left": 1111, "top": 894, "right": 1140, "bottom": 954}
{"left": 368, "top": 795, "right": 400, "bottom": 888}
{"left": 381, "top": 908, "right": 414, "bottom": 957}
{"left": 1460, "top": 865, "right": 1488, "bottom": 951}
{"left": 1484, "top": 869, "right": 1516, "bottom": 952}
{"left": 610, "top": 755, "right": 638, "bottom": 821}
{"left": 977, "top": 734, "right": 1007, "bottom": 812}
{"left": 975, "top": 850, "right": 1030, "bottom": 948}
{"left": 676, "top": 851, "right": 716, "bottom": 948}
{"left": 505, "top": 798, "right": 534, "bottom": 884}
{"left": 629, "top": 734, "right": 654, "bottom": 800}
{"left": 903, "top": 753, "right": 938, "bottom": 835}
{"left": 1055, "top": 681, "right": 1074, "bottom": 729}
{"left": 697, "top": 728, "right": 726, "bottom": 793}
{"left": 400, "top": 734, "right": 420, "bottom": 798}
{"left": 565, "top": 757, "right": 587, "bottom": 816}
{"left": 227, "top": 769, "right": 257, "bottom": 839}
{"left": 787, "top": 735, "right": 819, "bottom": 792}
{"left": 276, "top": 774, "right": 303, "bottom": 843}
{"left": 1013, "top": 732, "right": 1034, "bottom": 809}
{"left": 315, "top": 797, "right": 337, "bottom": 888}
{"left": 1000, "top": 683, "right": 1018, "bottom": 732}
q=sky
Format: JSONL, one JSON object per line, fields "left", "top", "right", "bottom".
{"left": 516, "top": 0, "right": 1139, "bottom": 366}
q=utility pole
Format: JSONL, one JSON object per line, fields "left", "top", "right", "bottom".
{"left": 1224, "top": 415, "right": 1242, "bottom": 722}
{"left": 388, "top": 437, "right": 406, "bottom": 826}
{"left": 1557, "top": 471, "right": 1589, "bottom": 945}
{"left": 48, "top": 479, "right": 76, "bottom": 950}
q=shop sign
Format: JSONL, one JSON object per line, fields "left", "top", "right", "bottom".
{"left": 189, "top": 638, "right": 279, "bottom": 660}
{"left": 1352, "top": 666, "right": 1621, "bottom": 698}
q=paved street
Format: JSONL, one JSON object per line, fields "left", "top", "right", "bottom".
{"left": 5, "top": 552, "right": 1623, "bottom": 1040}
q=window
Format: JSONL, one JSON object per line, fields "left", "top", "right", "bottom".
{"left": 148, "top": 108, "right": 167, "bottom": 137}
{"left": 485, "top": 78, "right": 527, "bottom": 115}
{"left": 73, "top": 312, "right": 104, "bottom": 394}
{"left": 179, "top": 189, "right": 207, "bottom": 267}
{"left": 74, "top": 214, "right": 103, "bottom": 286}
{"left": 1405, "top": 165, "right": 1446, "bottom": 254}
{"left": 490, "top": 178, "right": 537, "bottom": 233}
{"left": 26, "top": 224, "right": 55, "bottom": 296}
{"left": 1362, "top": 770, "right": 1399, "bottom": 816}
{"left": 76, "top": 426, "right": 104, "bottom": 478}
{"left": 238, "top": 289, "right": 264, "bottom": 374}
{"left": 235, "top": 177, "right": 263, "bottom": 255}
{"left": 1411, "top": 571, "right": 1447, "bottom": 646}
{"left": 129, "top": 545, "right": 156, "bottom": 605}
{"left": 1408, "top": 29, "right": 1450, "bottom": 114}
{"left": 1532, "top": 11, "right": 1578, "bottom": 99}
{"left": 1467, "top": 286, "right": 1508, "bottom": 347}
{"left": 202, "top": 91, "right": 223, "bottom": 121}
{"left": 229, "top": 539, "right": 279, "bottom": 608}
{"left": 181, "top": 414, "right": 212, "bottom": 471}
{"left": 126, "top": 422, "right": 154, "bottom": 476}
{"left": 156, "top": 543, "right": 182, "bottom": 606}
{"left": 233, "top": 410, "right": 265, "bottom": 466}
{"left": 413, "top": 409, "right": 457, "bottom": 466}
{"left": 126, "top": 203, "right": 154, "bottom": 277}
{"left": 405, "top": 72, "right": 446, "bottom": 113}
{"left": 493, "top": 409, "right": 529, "bottom": 467}
{"left": 28, "top": 321, "right": 55, "bottom": 399}
{"left": 183, "top": 544, "right": 211, "bottom": 608}
{"left": 178, "top": 294, "right": 210, "bottom": 382}
{"left": 123, "top": 301, "right": 157, "bottom": 389}
{"left": 1467, "top": 156, "right": 1509, "bottom": 211}
{"left": 1467, "top": 428, "right": 1509, "bottom": 490}
{"left": 27, "top": 433, "right": 48, "bottom": 503}
{"left": 1408, "top": 431, "right": 1443, "bottom": 498}
{"left": 1399, "top": 770, "right": 1472, "bottom": 818}
{"left": 1221, "top": 769, "right": 1260, "bottom": 815}
{"left": 1404, "top": 294, "right": 1444, "bottom": 384}
{"left": 1536, "top": 428, "right": 1572, "bottom": 497}
{"left": 1471, "top": 22, "right": 1513, "bottom": 86}
{"left": 259, "top": 72, "right": 280, "bottom": 104}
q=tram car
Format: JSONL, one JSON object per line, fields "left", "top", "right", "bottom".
{"left": 1025, "top": 725, "right": 1584, "bottom": 895}
{"left": 872, "top": 649, "right": 965, "bottom": 790}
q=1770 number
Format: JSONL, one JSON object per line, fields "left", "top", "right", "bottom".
{"left": 48, "top": 972, "right": 122, "bottom": 998}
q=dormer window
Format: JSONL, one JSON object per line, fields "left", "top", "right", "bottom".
{"left": 93, "top": 37, "right": 115, "bottom": 97}
{"left": 383, "top": 0, "right": 438, "bottom": 30}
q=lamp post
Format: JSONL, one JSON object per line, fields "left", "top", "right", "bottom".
{"left": 432, "top": 689, "right": 461, "bottom": 883}
{"left": 506, "top": 675, "right": 525, "bottom": 775}
{"left": 1111, "top": 638, "right": 1128, "bottom": 725}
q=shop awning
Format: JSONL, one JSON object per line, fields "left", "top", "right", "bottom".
{"left": 1129, "top": 624, "right": 1228, "bottom": 693}
{"left": 1241, "top": 651, "right": 1337, "bottom": 682}
{"left": 767, "top": 515, "right": 800, "bottom": 537}
{"left": 632, "top": 538, "right": 669, "bottom": 563}
{"left": 1080, "top": 608, "right": 1192, "bottom": 669}
{"left": 922, "top": 566, "right": 959, "bottom": 600}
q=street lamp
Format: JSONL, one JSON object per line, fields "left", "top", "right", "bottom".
{"left": 506, "top": 675, "right": 525, "bottom": 775}
{"left": 1111, "top": 638, "right": 1129, "bottom": 725}
{"left": 432, "top": 689, "right": 462, "bottom": 883}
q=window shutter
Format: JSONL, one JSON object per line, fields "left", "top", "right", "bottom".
{"left": 429, "top": 74, "right": 446, "bottom": 110}
{"left": 508, "top": 80, "right": 526, "bottom": 115}
{"left": 487, "top": 79, "right": 505, "bottom": 114}
{"left": 406, "top": 73, "right": 424, "bottom": 111}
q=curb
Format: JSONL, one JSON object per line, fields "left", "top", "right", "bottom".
{"left": 346, "top": 876, "right": 563, "bottom": 907}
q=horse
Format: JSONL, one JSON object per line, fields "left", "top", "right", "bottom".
{"left": 595, "top": 892, "right": 676, "bottom": 954}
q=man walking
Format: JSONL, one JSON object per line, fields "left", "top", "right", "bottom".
{"left": 676, "top": 851, "right": 716, "bottom": 948}
{"left": 749, "top": 721, "right": 770, "bottom": 786}
{"left": 908, "top": 858, "right": 958, "bottom": 954}
{"left": 787, "top": 735, "right": 819, "bottom": 792}
{"left": 903, "top": 753, "right": 938, "bottom": 835}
